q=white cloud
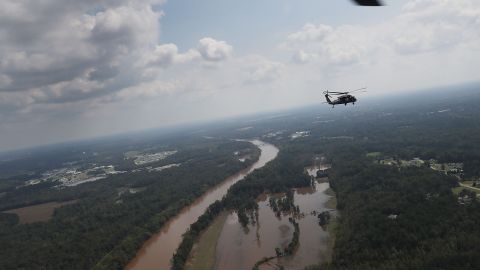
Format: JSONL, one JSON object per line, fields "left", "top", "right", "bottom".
{"left": 0, "top": 0, "right": 235, "bottom": 117}
{"left": 283, "top": 0, "right": 480, "bottom": 67}
{"left": 197, "top": 37, "right": 233, "bottom": 61}
{"left": 244, "top": 56, "right": 284, "bottom": 84}
{"left": 286, "top": 23, "right": 332, "bottom": 43}
{"left": 282, "top": 23, "right": 374, "bottom": 66}
{"left": 291, "top": 50, "right": 315, "bottom": 64}
{"left": 146, "top": 44, "right": 201, "bottom": 67}
{"left": 391, "top": 0, "right": 480, "bottom": 54}
{"left": 0, "top": 1, "right": 161, "bottom": 99}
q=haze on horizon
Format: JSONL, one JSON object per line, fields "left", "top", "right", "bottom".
{"left": 1, "top": 0, "right": 479, "bottom": 151}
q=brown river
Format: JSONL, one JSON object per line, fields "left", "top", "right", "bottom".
{"left": 125, "top": 140, "right": 279, "bottom": 270}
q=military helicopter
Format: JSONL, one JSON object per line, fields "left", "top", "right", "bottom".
{"left": 323, "top": 87, "right": 367, "bottom": 107}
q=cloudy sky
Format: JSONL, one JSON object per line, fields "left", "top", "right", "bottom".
{"left": 1, "top": 0, "right": 479, "bottom": 151}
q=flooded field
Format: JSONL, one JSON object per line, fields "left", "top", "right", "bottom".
{"left": 214, "top": 197, "right": 295, "bottom": 270}
{"left": 214, "top": 163, "right": 334, "bottom": 270}
{"left": 125, "top": 140, "right": 279, "bottom": 270}
{"left": 3, "top": 200, "right": 77, "bottom": 224}
{"left": 278, "top": 182, "right": 333, "bottom": 269}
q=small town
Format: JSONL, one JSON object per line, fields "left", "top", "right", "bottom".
{"left": 371, "top": 153, "right": 480, "bottom": 201}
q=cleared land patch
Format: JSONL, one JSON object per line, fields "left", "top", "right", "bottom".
{"left": 3, "top": 200, "right": 77, "bottom": 224}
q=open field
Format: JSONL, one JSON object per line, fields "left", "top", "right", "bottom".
{"left": 366, "top": 152, "right": 381, "bottom": 158}
{"left": 461, "top": 181, "right": 476, "bottom": 187}
{"left": 184, "top": 211, "right": 229, "bottom": 270}
{"left": 3, "top": 200, "right": 77, "bottom": 224}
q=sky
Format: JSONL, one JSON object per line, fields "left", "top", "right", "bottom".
{"left": 0, "top": 0, "right": 479, "bottom": 151}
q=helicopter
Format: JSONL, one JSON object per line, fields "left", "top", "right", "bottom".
{"left": 323, "top": 87, "right": 367, "bottom": 107}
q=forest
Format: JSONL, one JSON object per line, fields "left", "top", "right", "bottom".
{"left": 0, "top": 138, "right": 258, "bottom": 270}
{"left": 305, "top": 151, "right": 480, "bottom": 270}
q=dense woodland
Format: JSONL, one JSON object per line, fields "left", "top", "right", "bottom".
{"left": 319, "top": 154, "right": 480, "bottom": 270}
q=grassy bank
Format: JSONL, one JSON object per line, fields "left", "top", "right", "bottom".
{"left": 324, "top": 187, "right": 337, "bottom": 210}
{"left": 324, "top": 188, "right": 337, "bottom": 263}
{"left": 184, "top": 211, "right": 228, "bottom": 270}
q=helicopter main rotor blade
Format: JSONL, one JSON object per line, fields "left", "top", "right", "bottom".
{"left": 328, "top": 91, "right": 348, "bottom": 95}
{"left": 352, "top": 0, "right": 383, "bottom": 6}
{"left": 349, "top": 87, "right": 367, "bottom": 93}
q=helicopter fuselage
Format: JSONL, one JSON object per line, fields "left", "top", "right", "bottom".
{"left": 325, "top": 94, "right": 357, "bottom": 106}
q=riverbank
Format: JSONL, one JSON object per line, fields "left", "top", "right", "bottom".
{"left": 324, "top": 188, "right": 337, "bottom": 209}
{"left": 323, "top": 188, "right": 337, "bottom": 263}
{"left": 184, "top": 211, "right": 228, "bottom": 270}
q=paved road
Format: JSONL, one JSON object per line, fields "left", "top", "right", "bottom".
{"left": 459, "top": 182, "right": 480, "bottom": 196}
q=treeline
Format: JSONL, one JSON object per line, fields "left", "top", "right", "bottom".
{"left": 269, "top": 189, "right": 298, "bottom": 216}
{"left": 317, "top": 211, "right": 331, "bottom": 227}
{"left": 282, "top": 217, "right": 300, "bottom": 256}
{"left": 171, "top": 200, "right": 224, "bottom": 270}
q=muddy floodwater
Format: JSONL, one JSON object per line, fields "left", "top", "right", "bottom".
{"left": 125, "top": 140, "right": 279, "bottom": 270}
{"left": 215, "top": 164, "right": 334, "bottom": 270}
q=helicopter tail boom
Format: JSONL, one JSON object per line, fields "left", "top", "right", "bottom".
{"left": 324, "top": 93, "right": 332, "bottom": 104}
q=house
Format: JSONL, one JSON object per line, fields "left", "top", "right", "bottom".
{"left": 410, "top": 158, "right": 425, "bottom": 167}
{"left": 387, "top": 214, "right": 398, "bottom": 220}
{"left": 445, "top": 163, "right": 464, "bottom": 174}
{"left": 316, "top": 169, "right": 329, "bottom": 178}
{"left": 379, "top": 158, "right": 397, "bottom": 166}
